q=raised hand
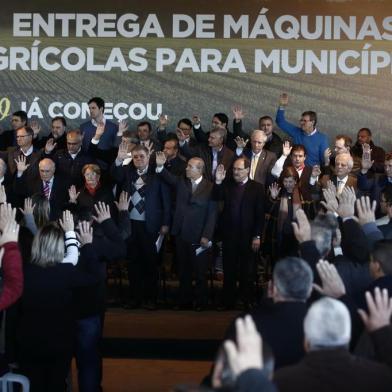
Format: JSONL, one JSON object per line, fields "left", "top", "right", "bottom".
{"left": 292, "top": 209, "right": 311, "bottom": 243}
{"left": 269, "top": 182, "right": 281, "bottom": 199}
{"left": 59, "top": 210, "right": 74, "bottom": 232}
{"left": 176, "top": 128, "right": 189, "bottom": 142}
{"left": 155, "top": 151, "right": 167, "bottom": 167}
{"left": 30, "top": 120, "right": 41, "bottom": 137}
{"left": 336, "top": 186, "right": 356, "bottom": 218}
{"left": 94, "top": 121, "right": 105, "bottom": 140}
{"left": 324, "top": 148, "right": 332, "bottom": 165}
{"left": 0, "top": 203, "right": 16, "bottom": 232}
{"left": 158, "top": 114, "right": 168, "bottom": 129}
{"left": 117, "top": 120, "right": 128, "bottom": 137}
{"left": 116, "top": 140, "right": 129, "bottom": 162}
{"left": 45, "top": 138, "right": 57, "bottom": 154}
{"left": 234, "top": 136, "right": 248, "bottom": 149}
{"left": 326, "top": 180, "right": 337, "bottom": 195}
{"left": 223, "top": 316, "right": 263, "bottom": 377}
{"left": 282, "top": 141, "right": 292, "bottom": 157}
{"left": 358, "top": 288, "right": 392, "bottom": 332}
{"left": 0, "top": 219, "right": 19, "bottom": 246}
{"left": 361, "top": 143, "right": 374, "bottom": 173}
{"left": 0, "top": 185, "right": 6, "bottom": 204}
{"left": 192, "top": 115, "right": 201, "bottom": 126}
{"left": 313, "top": 259, "right": 346, "bottom": 298}
{"left": 14, "top": 155, "right": 30, "bottom": 174}
{"left": 92, "top": 202, "right": 111, "bottom": 223}
{"left": 68, "top": 185, "right": 80, "bottom": 204}
{"left": 19, "top": 197, "right": 35, "bottom": 216}
{"left": 356, "top": 196, "right": 377, "bottom": 226}
{"left": 215, "top": 164, "right": 226, "bottom": 184}
{"left": 232, "top": 105, "right": 245, "bottom": 122}
{"left": 77, "top": 221, "right": 93, "bottom": 245}
{"left": 311, "top": 165, "right": 321, "bottom": 178}
{"left": 279, "top": 93, "right": 289, "bottom": 106}
{"left": 320, "top": 188, "right": 339, "bottom": 213}
{"left": 144, "top": 140, "right": 155, "bottom": 156}
{"left": 114, "top": 191, "right": 131, "bottom": 212}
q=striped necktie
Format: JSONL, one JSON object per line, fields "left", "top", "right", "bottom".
{"left": 43, "top": 181, "right": 50, "bottom": 199}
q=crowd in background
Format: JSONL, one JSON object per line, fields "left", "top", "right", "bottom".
{"left": 0, "top": 93, "right": 392, "bottom": 391}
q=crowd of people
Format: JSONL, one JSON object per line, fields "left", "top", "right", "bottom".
{"left": 0, "top": 93, "right": 391, "bottom": 391}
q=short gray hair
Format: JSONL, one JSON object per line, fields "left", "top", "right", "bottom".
{"left": 335, "top": 152, "right": 354, "bottom": 170}
{"left": 311, "top": 213, "right": 338, "bottom": 257}
{"left": 304, "top": 297, "right": 351, "bottom": 349}
{"left": 273, "top": 257, "right": 313, "bottom": 301}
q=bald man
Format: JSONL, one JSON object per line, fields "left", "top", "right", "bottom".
{"left": 14, "top": 157, "right": 68, "bottom": 220}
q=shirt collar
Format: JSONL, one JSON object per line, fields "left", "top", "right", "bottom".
{"left": 337, "top": 175, "right": 348, "bottom": 184}
{"left": 193, "top": 175, "right": 203, "bottom": 185}
{"left": 43, "top": 177, "right": 54, "bottom": 186}
{"left": 137, "top": 166, "right": 148, "bottom": 176}
{"left": 91, "top": 116, "right": 106, "bottom": 127}
{"left": 306, "top": 128, "right": 318, "bottom": 136}
{"left": 69, "top": 148, "right": 81, "bottom": 159}
{"left": 20, "top": 145, "right": 33, "bottom": 156}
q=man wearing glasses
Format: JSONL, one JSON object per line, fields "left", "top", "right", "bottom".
{"left": 276, "top": 93, "right": 329, "bottom": 167}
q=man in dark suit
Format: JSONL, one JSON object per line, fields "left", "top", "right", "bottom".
{"left": 112, "top": 144, "right": 171, "bottom": 309}
{"left": 358, "top": 152, "right": 392, "bottom": 212}
{"left": 223, "top": 257, "right": 313, "bottom": 369}
{"left": 234, "top": 130, "right": 277, "bottom": 188}
{"left": 0, "top": 110, "right": 28, "bottom": 150}
{"left": 162, "top": 137, "right": 186, "bottom": 177}
{"left": 213, "top": 157, "right": 265, "bottom": 308}
{"left": 274, "top": 297, "right": 392, "bottom": 392}
{"left": 179, "top": 126, "right": 235, "bottom": 182}
{"left": 44, "top": 129, "right": 95, "bottom": 188}
{"left": 136, "top": 121, "right": 161, "bottom": 152}
{"left": 36, "top": 116, "right": 68, "bottom": 151}
{"left": 14, "top": 157, "right": 68, "bottom": 220}
{"left": 155, "top": 152, "right": 217, "bottom": 310}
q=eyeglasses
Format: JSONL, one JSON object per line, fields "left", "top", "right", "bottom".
{"left": 16, "top": 134, "right": 31, "bottom": 139}
{"left": 177, "top": 127, "right": 191, "bottom": 132}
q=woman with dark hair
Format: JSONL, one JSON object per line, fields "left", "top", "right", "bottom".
{"left": 15, "top": 220, "right": 101, "bottom": 392}
{"left": 264, "top": 166, "right": 303, "bottom": 261}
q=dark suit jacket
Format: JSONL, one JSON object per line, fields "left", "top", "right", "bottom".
{"left": 112, "top": 163, "right": 171, "bottom": 234}
{"left": 213, "top": 179, "right": 265, "bottom": 242}
{"left": 225, "top": 300, "right": 308, "bottom": 369}
{"left": 14, "top": 174, "right": 68, "bottom": 220}
{"left": 358, "top": 172, "right": 392, "bottom": 204}
{"left": 241, "top": 149, "right": 277, "bottom": 187}
{"left": 158, "top": 168, "right": 217, "bottom": 243}
{"left": 48, "top": 149, "right": 95, "bottom": 188}
{"left": 36, "top": 133, "right": 67, "bottom": 151}
{"left": 192, "top": 125, "right": 237, "bottom": 152}
{"left": 274, "top": 348, "right": 392, "bottom": 392}
{"left": 379, "top": 220, "right": 392, "bottom": 239}
{"left": 164, "top": 156, "right": 186, "bottom": 177}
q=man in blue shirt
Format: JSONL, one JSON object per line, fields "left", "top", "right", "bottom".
{"left": 276, "top": 93, "right": 329, "bottom": 167}
{"left": 80, "top": 97, "right": 118, "bottom": 152}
